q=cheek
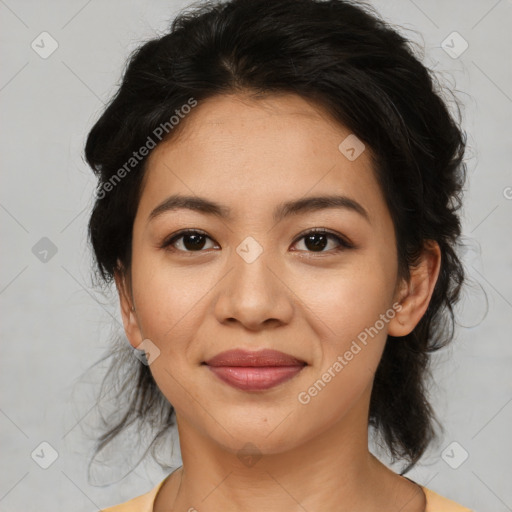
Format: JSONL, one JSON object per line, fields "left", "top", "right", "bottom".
{"left": 303, "top": 253, "right": 397, "bottom": 344}
{"left": 294, "top": 276, "right": 393, "bottom": 427}
{"left": 129, "top": 256, "right": 209, "bottom": 410}
{"left": 129, "top": 250, "right": 213, "bottom": 352}
{"left": 299, "top": 249, "right": 397, "bottom": 394}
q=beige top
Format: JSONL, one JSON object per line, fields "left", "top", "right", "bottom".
{"left": 100, "top": 475, "right": 473, "bottom": 511}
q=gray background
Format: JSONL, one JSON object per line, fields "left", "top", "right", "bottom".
{"left": 1, "top": 0, "right": 511, "bottom": 511}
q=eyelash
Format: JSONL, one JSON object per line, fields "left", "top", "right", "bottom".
{"left": 160, "top": 228, "right": 354, "bottom": 255}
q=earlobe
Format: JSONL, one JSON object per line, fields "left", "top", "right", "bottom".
{"left": 114, "top": 264, "right": 143, "bottom": 348}
{"left": 388, "top": 241, "right": 441, "bottom": 337}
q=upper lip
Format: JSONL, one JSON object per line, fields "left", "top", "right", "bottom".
{"left": 204, "top": 349, "right": 306, "bottom": 367}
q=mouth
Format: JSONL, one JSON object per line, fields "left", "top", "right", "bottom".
{"left": 202, "top": 349, "right": 307, "bottom": 391}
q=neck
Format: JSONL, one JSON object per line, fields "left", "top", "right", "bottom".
{"left": 153, "top": 390, "right": 423, "bottom": 512}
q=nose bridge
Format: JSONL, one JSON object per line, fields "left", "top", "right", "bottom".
{"left": 214, "top": 235, "right": 293, "bottom": 328}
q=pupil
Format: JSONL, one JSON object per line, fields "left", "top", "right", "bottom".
{"left": 184, "top": 234, "right": 205, "bottom": 250}
{"left": 305, "top": 234, "right": 327, "bottom": 252}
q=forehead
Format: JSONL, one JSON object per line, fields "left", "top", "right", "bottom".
{"left": 157, "top": 92, "right": 352, "bottom": 158}
{"left": 138, "top": 92, "right": 386, "bottom": 223}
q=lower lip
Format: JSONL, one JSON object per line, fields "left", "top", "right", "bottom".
{"left": 206, "top": 365, "right": 305, "bottom": 391}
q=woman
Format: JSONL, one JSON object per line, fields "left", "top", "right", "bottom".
{"left": 85, "top": 0, "right": 472, "bottom": 510}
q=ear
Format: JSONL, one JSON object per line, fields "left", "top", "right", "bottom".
{"left": 114, "top": 263, "right": 143, "bottom": 349}
{"left": 388, "top": 241, "right": 441, "bottom": 337}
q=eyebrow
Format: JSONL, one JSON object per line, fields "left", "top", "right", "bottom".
{"left": 148, "top": 193, "right": 370, "bottom": 224}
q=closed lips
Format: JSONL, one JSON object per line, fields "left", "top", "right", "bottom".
{"left": 203, "top": 349, "right": 307, "bottom": 367}
{"left": 203, "top": 349, "right": 307, "bottom": 391}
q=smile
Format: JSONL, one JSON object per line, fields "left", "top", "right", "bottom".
{"left": 203, "top": 349, "right": 307, "bottom": 391}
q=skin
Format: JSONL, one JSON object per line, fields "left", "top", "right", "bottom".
{"left": 116, "top": 92, "right": 441, "bottom": 512}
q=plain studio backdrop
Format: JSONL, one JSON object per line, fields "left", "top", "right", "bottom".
{"left": 0, "top": 1, "right": 511, "bottom": 511}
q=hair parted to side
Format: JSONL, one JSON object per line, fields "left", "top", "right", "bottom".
{"left": 84, "top": 0, "right": 466, "bottom": 477}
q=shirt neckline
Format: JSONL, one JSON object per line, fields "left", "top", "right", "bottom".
{"left": 148, "top": 472, "right": 432, "bottom": 512}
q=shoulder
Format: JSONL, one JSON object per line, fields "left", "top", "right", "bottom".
{"left": 100, "top": 491, "right": 153, "bottom": 512}
{"left": 422, "top": 486, "right": 474, "bottom": 512}
{"left": 99, "top": 478, "right": 165, "bottom": 512}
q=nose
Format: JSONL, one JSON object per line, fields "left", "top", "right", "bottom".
{"left": 213, "top": 242, "right": 294, "bottom": 331}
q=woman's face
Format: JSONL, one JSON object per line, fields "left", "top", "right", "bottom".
{"left": 121, "top": 92, "right": 404, "bottom": 455}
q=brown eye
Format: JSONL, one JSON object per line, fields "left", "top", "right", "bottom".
{"left": 162, "top": 230, "right": 218, "bottom": 252}
{"left": 291, "top": 229, "right": 353, "bottom": 253}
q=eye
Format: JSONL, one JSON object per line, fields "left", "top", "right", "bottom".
{"left": 291, "top": 228, "right": 353, "bottom": 253}
{"left": 161, "top": 229, "right": 218, "bottom": 252}
{"left": 161, "top": 228, "right": 353, "bottom": 254}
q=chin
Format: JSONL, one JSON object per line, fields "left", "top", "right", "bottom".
{"left": 203, "top": 409, "right": 307, "bottom": 457}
